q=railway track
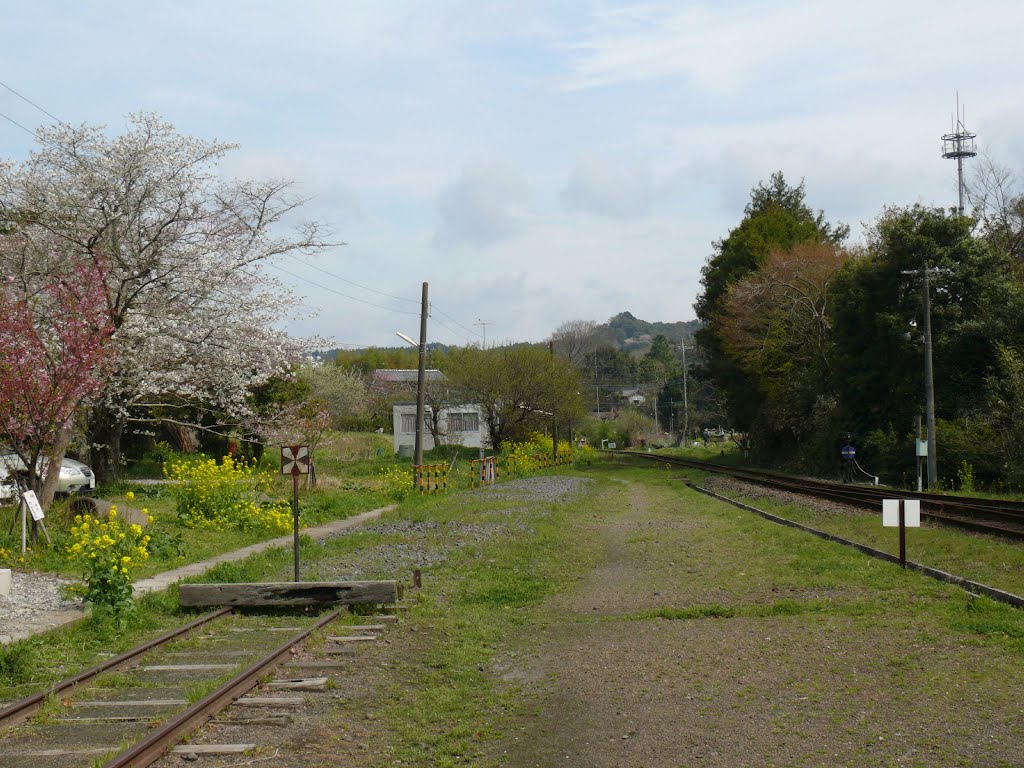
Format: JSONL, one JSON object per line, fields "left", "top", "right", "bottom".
{"left": 0, "top": 606, "right": 396, "bottom": 767}
{"left": 614, "top": 451, "right": 1024, "bottom": 541}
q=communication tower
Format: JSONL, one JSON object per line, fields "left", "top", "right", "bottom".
{"left": 941, "top": 95, "right": 977, "bottom": 216}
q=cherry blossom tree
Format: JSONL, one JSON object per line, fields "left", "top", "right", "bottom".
{"left": 0, "top": 236, "right": 115, "bottom": 506}
{"left": 0, "top": 113, "right": 332, "bottom": 480}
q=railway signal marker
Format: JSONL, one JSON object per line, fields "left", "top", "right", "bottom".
{"left": 883, "top": 499, "right": 920, "bottom": 569}
{"left": 280, "top": 445, "right": 310, "bottom": 475}
{"left": 280, "top": 444, "right": 311, "bottom": 582}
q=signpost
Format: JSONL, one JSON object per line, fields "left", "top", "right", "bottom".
{"left": 882, "top": 499, "right": 921, "bottom": 568}
{"left": 280, "top": 445, "right": 310, "bottom": 582}
{"left": 20, "top": 490, "right": 51, "bottom": 551}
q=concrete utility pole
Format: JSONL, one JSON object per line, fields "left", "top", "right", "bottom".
{"left": 680, "top": 339, "right": 690, "bottom": 441}
{"left": 902, "top": 267, "right": 945, "bottom": 489}
{"left": 414, "top": 282, "right": 429, "bottom": 472}
{"left": 920, "top": 268, "right": 938, "bottom": 488}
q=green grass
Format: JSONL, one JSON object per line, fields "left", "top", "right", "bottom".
{"left": 685, "top": 475, "right": 1024, "bottom": 599}
{"left": 7, "top": 449, "right": 1023, "bottom": 765}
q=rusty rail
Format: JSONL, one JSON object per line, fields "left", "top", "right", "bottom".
{"left": 102, "top": 607, "right": 344, "bottom": 767}
{"left": 0, "top": 607, "right": 232, "bottom": 730}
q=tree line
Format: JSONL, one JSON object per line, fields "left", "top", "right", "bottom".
{"left": 694, "top": 168, "right": 1024, "bottom": 489}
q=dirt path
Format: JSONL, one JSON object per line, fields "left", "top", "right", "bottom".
{"left": 492, "top": 478, "right": 1024, "bottom": 768}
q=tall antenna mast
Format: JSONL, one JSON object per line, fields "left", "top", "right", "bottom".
{"left": 941, "top": 93, "right": 977, "bottom": 216}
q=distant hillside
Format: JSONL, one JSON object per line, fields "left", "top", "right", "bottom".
{"left": 603, "top": 312, "right": 701, "bottom": 351}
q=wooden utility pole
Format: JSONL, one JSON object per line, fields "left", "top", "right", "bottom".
{"left": 414, "top": 282, "right": 429, "bottom": 473}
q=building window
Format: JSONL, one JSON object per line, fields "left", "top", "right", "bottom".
{"left": 401, "top": 413, "right": 417, "bottom": 434}
{"left": 448, "top": 412, "right": 479, "bottom": 432}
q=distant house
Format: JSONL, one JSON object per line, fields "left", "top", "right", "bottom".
{"left": 391, "top": 403, "right": 490, "bottom": 453}
{"left": 619, "top": 388, "right": 646, "bottom": 406}
{"left": 371, "top": 368, "right": 447, "bottom": 395}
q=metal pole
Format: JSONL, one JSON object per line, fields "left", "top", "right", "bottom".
{"left": 414, "top": 282, "right": 429, "bottom": 473}
{"left": 922, "top": 269, "right": 938, "bottom": 488}
{"left": 292, "top": 472, "right": 300, "bottom": 582}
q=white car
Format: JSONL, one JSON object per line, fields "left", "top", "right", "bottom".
{"left": 0, "top": 454, "right": 96, "bottom": 501}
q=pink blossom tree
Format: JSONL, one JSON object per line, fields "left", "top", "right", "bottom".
{"left": 0, "top": 240, "right": 115, "bottom": 507}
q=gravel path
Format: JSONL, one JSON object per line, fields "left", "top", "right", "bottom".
{"left": 0, "top": 571, "right": 83, "bottom": 643}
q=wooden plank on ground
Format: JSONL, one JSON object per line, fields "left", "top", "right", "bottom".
{"left": 170, "top": 744, "right": 255, "bottom": 755}
{"left": 179, "top": 581, "right": 398, "bottom": 608}
{"left": 267, "top": 677, "right": 329, "bottom": 691}
{"left": 235, "top": 696, "right": 304, "bottom": 707}
{"left": 328, "top": 635, "right": 378, "bottom": 643}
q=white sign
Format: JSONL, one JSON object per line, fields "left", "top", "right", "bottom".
{"left": 280, "top": 445, "right": 310, "bottom": 475}
{"left": 22, "top": 490, "right": 45, "bottom": 521}
{"left": 883, "top": 499, "right": 921, "bottom": 527}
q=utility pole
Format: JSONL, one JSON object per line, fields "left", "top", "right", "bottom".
{"left": 921, "top": 267, "right": 937, "bottom": 487}
{"left": 680, "top": 339, "right": 690, "bottom": 442}
{"left": 902, "top": 266, "right": 945, "bottom": 489}
{"left": 550, "top": 340, "right": 558, "bottom": 461}
{"left": 414, "top": 282, "right": 429, "bottom": 475}
{"left": 474, "top": 319, "right": 493, "bottom": 349}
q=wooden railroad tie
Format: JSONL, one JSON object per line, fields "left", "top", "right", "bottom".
{"left": 178, "top": 580, "right": 398, "bottom": 608}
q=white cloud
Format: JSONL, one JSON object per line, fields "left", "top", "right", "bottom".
{"left": 433, "top": 163, "right": 533, "bottom": 249}
{"left": 562, "top": 155, "right": 658, "bottom": 219}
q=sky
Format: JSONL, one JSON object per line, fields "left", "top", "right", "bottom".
{"left": 1, "top": 1, "right": 1022, "bottom": 349}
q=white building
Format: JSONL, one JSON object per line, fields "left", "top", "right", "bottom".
{"left": 391, "top": 403, "right": 490, "bottom": 454}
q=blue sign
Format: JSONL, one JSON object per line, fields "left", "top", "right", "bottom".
{"left": 841, "top": 445, "right": 856, "bottom": 461}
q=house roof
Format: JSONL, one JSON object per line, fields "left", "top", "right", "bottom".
{"left": 372, "top": 368, "right": 447, "bottom": 383}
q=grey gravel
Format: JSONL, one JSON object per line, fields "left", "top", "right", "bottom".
{"left": 476, "top": 475, "right": 594, "bottom": 502}
{"left": 312, "top": 475, "right": 593, "bottom": 582}
{"left": 0, "top": 569, "right": 82, "bottom": 622}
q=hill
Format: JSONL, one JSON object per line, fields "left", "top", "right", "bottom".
{"left": 603, "top": 312, "right": 701, "bottom": 351}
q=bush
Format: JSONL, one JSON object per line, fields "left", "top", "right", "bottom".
{"left": 65, "top": 506, "right": 151, "bottom": 616}
{"left": 164, "top": 455, "right": 292, "bottom": 534}
{"left": 378, "top": 464, "right": 414, "bottom": 501}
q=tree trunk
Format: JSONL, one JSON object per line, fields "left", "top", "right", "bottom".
{"left": 38, "top": 424, "right": 72, "bottom": 509}
{"left": 89, "top": 405, "right": 124, "bottom": 483}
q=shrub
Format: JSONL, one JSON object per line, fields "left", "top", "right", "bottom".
{"left": 65, "top": 506, "right": 150, "bottom": 616}
{"left": 378, "top": 464, "right": 414, "bottom": 501}
{"left": 164, "top": 455, "right": 292, "bottom": 534}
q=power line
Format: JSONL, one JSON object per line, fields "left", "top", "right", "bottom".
{"left": 285, "top": 253, "right": 419, "bottom": 305}
{"left": 0, "top": 80, "right": 67, "bottom": 127}
{"left": 284, "top": 254, "right": 481, "bottom": 343}
{"left": 0, "top": 109, "right": 39, "bottom": 139}
{"left": 432, "top": 303, "right": 483, "bottom": 339}
{"left": 267, "top": 262, "right": 420, "bottom": 316}
{"left": 431, "top": 316, "right": 475, "bottom": 344}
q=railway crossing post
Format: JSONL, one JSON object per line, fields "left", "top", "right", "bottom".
{"left": 281, "top": 445, "right": 310, "bottom": 582}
